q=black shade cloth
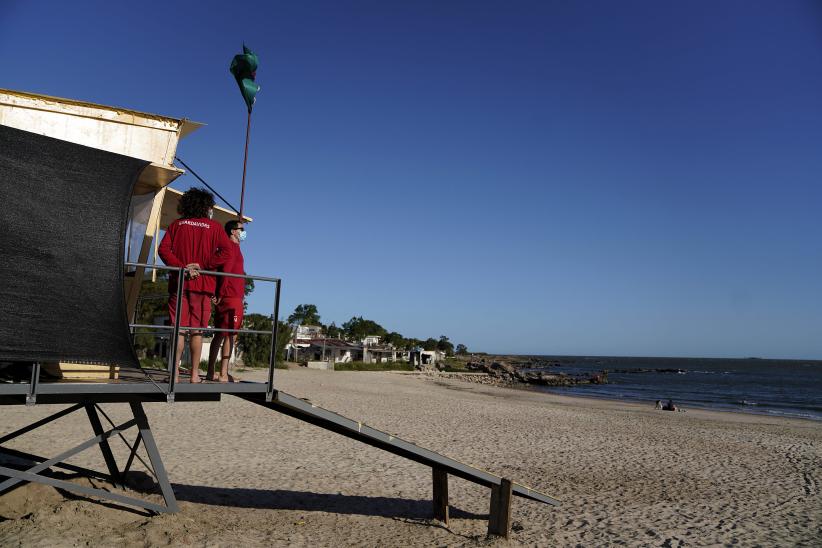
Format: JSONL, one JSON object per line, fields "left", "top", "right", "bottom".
{"left": 0, "top": 124, "right": 148, "bottom": 367}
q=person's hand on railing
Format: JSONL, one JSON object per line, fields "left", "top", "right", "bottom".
{"left": 185, "top": 263, "right": 201, "bottom": 279}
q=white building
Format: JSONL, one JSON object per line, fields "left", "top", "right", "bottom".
{"left": 362, "top": 335, "right": 381, "bottom": 346}
{"left": 294, "top": 325, "right": 324, "bottom": 340}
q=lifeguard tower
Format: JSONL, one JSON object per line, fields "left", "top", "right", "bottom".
{"left": 0, "top": 89, "right": 558, "bottom": 537}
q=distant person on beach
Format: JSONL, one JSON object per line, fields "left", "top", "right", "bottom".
{"left": 207, "top": 220, "right": 246, "bottom": 382}
{"left": 158, "top": 187, "right": 233, "bottom": 383}
{"left": 663, "top": 399, "right": 678, "bottom": 411}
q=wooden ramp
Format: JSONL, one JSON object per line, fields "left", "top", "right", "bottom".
{"left": 239, "top": 390, "right": 560, "bottom": 537}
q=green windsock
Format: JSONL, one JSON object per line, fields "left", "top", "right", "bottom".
{"left": 230, "top": 44, "right": 261, "bottom": 112}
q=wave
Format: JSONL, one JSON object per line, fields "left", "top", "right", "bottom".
{"left": 539, "top": 386, "right": 822, "bottom": 421}
{"left": 763, "top": 409, "right": 820, "bottom": 420}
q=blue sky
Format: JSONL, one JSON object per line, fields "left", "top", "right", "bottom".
{"left": 3, "top": 1, "right": 821, "bottom": 359}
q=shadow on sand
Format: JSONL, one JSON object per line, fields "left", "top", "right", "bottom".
{"left": 0, "top": 463, "right": 487, "bottom": 522}
{"left": 170, "top": 482, "right": 487, "bottom": 520}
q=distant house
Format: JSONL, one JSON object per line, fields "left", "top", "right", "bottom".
{"left": 286, "top": 325, "right": 325, "bottom": 362}
{"left": 408, "top": 349, "right": 444, "bottom": 367}
{"left": 294, "top": 325, "right": 324, "bottom": 340}
{"left": 305, "top": 339, "right": 362, "bottom": 363}
{"left": 363, "top": 344, "right": 409, "bottom": 364}
{"left": 286, "top": 329, "right": 442, "bottom": 367}
{"left": 361, "top": 335, "right": 381, "bottom": 346}
{"left": 421, "top": 350, "right": 445, "bottom": 366}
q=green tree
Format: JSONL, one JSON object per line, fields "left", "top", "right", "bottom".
{"left": 276, "top": 321, "right": 294, "bottom": 364}
{"left": 237, "top": 313, "right": 293, "bottom": 366}
{"left": 342, "top": 316, "right": 387, "bottom": 342}
{"left": 436, "top": 335, "right": 454, "bottom": 356}
{"left": 383, "top": 331, "right": 406, "bottom": 348}
{"left": 422, "top": 337, "right": 438, "bottom": 351}
{"left": 326, "top": 322, "right": 342, "bottom": 338}
{"left": 455, "top": 343, "right": 469, "bottom": 355}
{"left": 243, "top": 279, "right": 255, "bottom": 311}
{"left": 288, "top": 304, "right": 321, "bottom": 325}
{"left": 132, "top": 274, "right": 170, "bottom": 358}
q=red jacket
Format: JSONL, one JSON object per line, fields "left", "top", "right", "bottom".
{"left": 216, "top": 241, "right": 246, "bottom": 299}
{"left": 158, "top": 217, "right": 233, "bottom": 295}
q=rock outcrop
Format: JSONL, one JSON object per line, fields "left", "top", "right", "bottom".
{"left": 464, "top": 359, "right": 607, "bottom": 387}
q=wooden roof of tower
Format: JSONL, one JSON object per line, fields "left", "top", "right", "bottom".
{"left": 0, "top": 88, "right": 251, "bottom": 227}
{"left": 0, "top": 88, "right": 202, "bottom": 193}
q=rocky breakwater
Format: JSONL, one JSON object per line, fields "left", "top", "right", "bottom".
{"left": 465, "top": 359, "right": 607, "bottom": 387}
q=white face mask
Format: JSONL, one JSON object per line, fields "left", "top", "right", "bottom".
{"left": 207, "top": 209, "right": 214, "bottom": 219}
{"left": 238, "top": 230, "right": 247, "bottom": 242}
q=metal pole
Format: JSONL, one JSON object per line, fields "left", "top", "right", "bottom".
{"left": 174, "top": 156, "right": 240, "bottom": 215}
{"left": 26, "top": 362, "right": 40, "bottom": 406}
{"left": 239, "top": 110, "right": 252, "bottom": 220}
{"left": 122, "top": 433, "right": 143, "bottom": 476}
{"left": 0, "top": 404, "right": 83, "bottom": 444}
{"left": 85, "top": 404, "right": 123, "bottom": 487}
{"left": 266, "top": 279, "right": 281, "bottom": 402}
{"left": 0, "top": 418, "right": 138, "bottom": 493}
{"left": 131, "top": 295, "right": 142, "bottom": 343}
{"left": 130, "top": 402, "right": 179, "bottom": 512}
{"left": 0, "top": 465, "right": 170, "bottom": 514}
{"left": 130, "top": 324, "right": 273, "bottom": 336}
{"left": 125, "top": 262, "right": 280, "bottom": 283}
{"left": 166, "top": 267, "right": 185, "bottom": 401}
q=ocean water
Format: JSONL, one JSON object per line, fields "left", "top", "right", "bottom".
{"left": 526, "top": 356, "right": 822, "bottom": 421}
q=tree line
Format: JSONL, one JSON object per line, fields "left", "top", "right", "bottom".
{"left": 287, "top": 304, "right": 469, "bottom": 356}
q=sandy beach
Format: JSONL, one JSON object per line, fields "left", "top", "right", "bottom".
{"left": 0, "top": 368, "right": 819, "bottom": 546}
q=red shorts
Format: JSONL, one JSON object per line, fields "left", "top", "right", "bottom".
{"left": 215, "top": 297, "right": 244, "bottom": 332}
{"left": 168, "top": 291, "right": 212, "bottom": 329}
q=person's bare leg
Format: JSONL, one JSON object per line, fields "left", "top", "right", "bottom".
{"left": 219, "top": 335, "right": 235, "bottom": 382}
{"left": 173, "top": 333, "right": 185, "bottom": 382}
{"left": 190, "top": 333, "right": 203, "bottom": 383}
{"left": 207, "top": 333, "right": 224, "bottom": 381}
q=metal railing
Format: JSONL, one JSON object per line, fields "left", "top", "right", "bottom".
{"left": 126, "top": 262, "right": 281, "bottom": 402}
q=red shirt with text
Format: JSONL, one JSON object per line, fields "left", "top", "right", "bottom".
{"left": 158, "top": 217, "right": 233, "bottom": 295}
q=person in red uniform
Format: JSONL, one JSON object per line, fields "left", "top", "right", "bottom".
{"left": 158, "top": 187, "right": 233, "bottom": 383}
{"left": 206, "top": 220, "right": 246, "bottom": 382}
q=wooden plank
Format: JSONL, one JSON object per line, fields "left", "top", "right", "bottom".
{"left": 487, "top": 478, "right": 513, "bottom": 539}
{"left": 432, "top": 467, "right": 449, "bottom": 525}
{"left": 54, "top": 363, "right": 120, "bottom": 380}
{"left": 125, "top": 186, "right": 167, "bottom": 320}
